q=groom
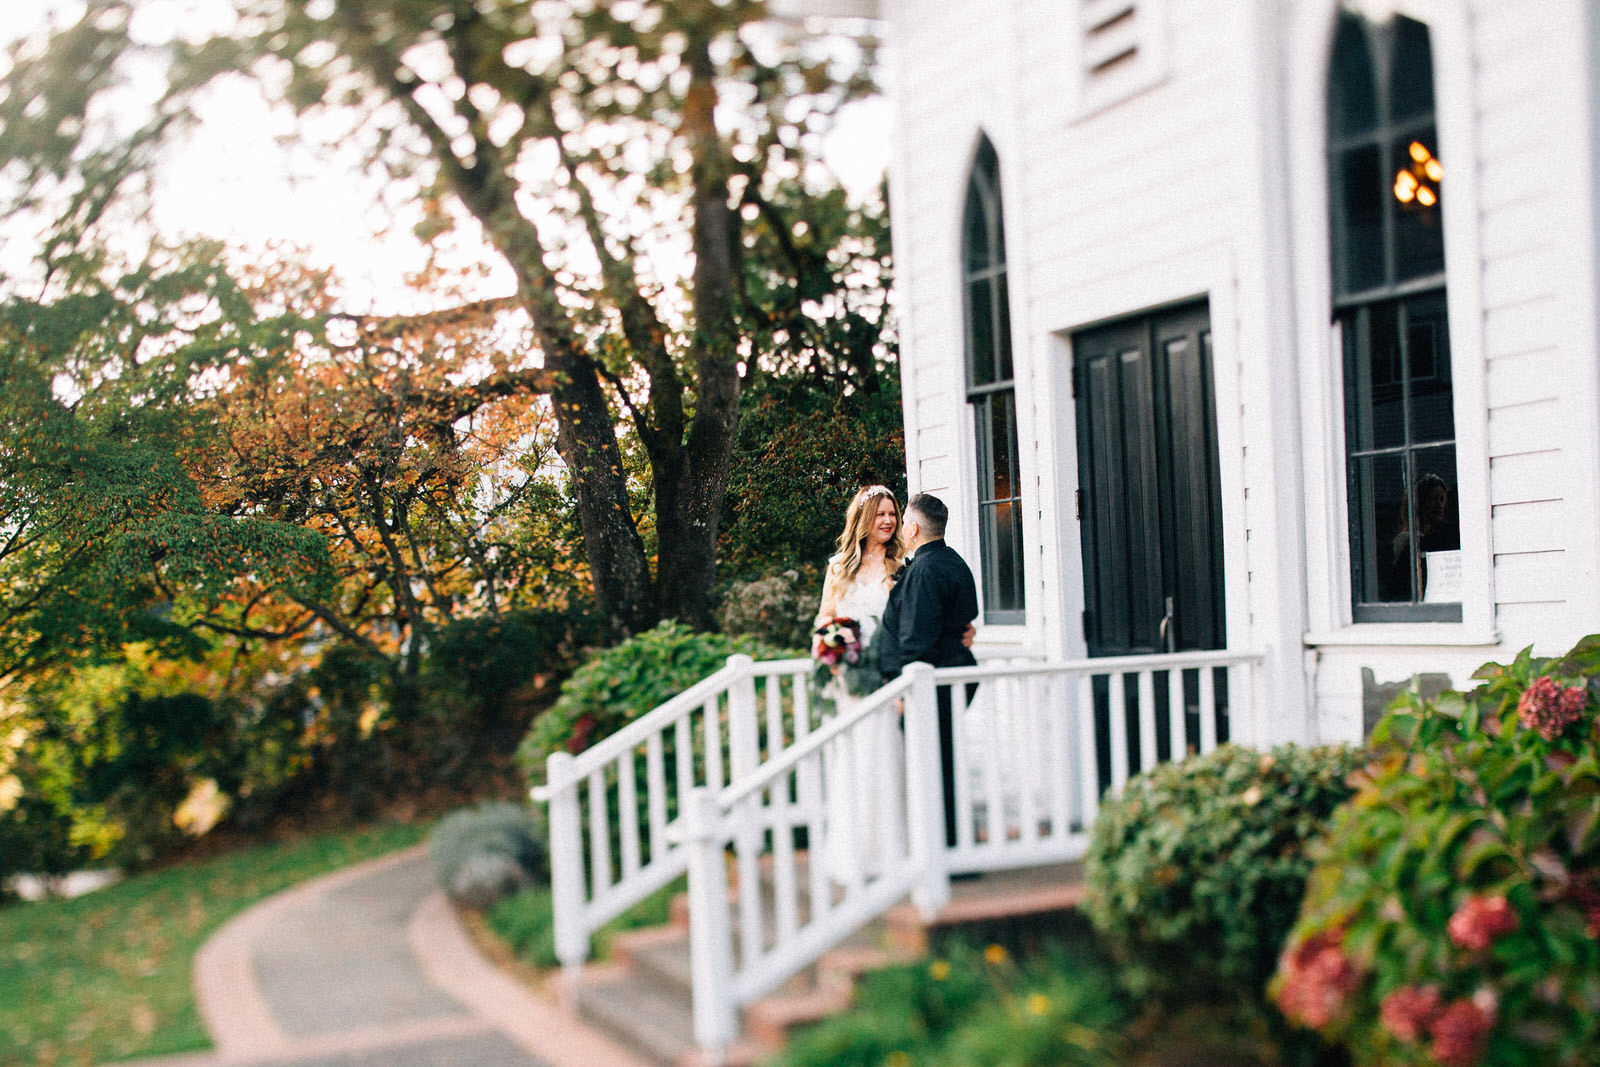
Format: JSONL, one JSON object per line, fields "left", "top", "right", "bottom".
{"left": 879, "top": 493, "right": 979, "bottom": 849}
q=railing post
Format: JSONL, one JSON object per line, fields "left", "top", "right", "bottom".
{"left": 904, "top": 663, "right": 950, "bottom": 920}
{"left": 727, "top": 654, "right": 759, "bottom": 783}
{"left": 544, "top": 751, "right": 589, "bottom": 983}
{"left": 684, "top": 787, "right": 738, "bottom": 1062}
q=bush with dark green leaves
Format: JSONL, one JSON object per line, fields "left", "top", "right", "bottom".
{"left": 515, "top": 621, "right": 795, "bottom": 783}
{"left": 1086, "top": 743, "right": 1361, "bottom": 1003}
{"left": 428, "top": 801, "right": 548, "bottom": 910}
{"left": 1272, "top": 639, "right": 1600, "bottom": 1067}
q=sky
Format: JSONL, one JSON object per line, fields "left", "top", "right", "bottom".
{"left": 3, "top": 0, "right": 892, "bottom": 311}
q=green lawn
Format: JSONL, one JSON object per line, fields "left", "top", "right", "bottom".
{"left": 0, "top": 821, "right": 426, "bottom": 1067}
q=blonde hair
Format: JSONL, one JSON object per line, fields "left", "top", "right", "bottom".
{"left": 830, "top": 485, "right": 906, "bottom": 583}
{"left": 815, "top": 486, "right": 906, "bottom": 627}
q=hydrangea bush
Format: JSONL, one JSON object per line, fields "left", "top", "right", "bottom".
{"left": 1271, "top": 637, "right": 1600, "bottom": 1067}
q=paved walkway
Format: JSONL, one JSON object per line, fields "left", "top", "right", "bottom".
{"left": 127, "top": 847, "right": 649, "bottom": 1067}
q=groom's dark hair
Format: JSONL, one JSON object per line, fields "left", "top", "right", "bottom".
{"left": 906, "top": 493, "right": 948, "bottom": 538}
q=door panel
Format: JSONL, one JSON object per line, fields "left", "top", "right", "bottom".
{"left": 1074, "top": 302, "right": 1226, "bottom": 657}
{"left": 1074, "top": 301, "right": 1228, "bottom": 784}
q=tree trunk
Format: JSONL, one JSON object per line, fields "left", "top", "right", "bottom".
{"left": 653, "top": 30, "right": 743, "bottom": 630}
{"left": 450, "top": 171, "right": 657, "bottom": 639}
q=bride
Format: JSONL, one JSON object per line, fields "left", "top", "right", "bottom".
{"left": 813, "top": 485, "right": 908, "bottom": 883}
{"left": 814, "top": 485, "right": 906, "bottom": 651}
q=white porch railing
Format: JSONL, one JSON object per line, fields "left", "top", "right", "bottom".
{"left": 529, "top": 653, "right": 816, "bottom": 975}
{"left": 534, "top": 646, "right": 1261, "bottom": 1062}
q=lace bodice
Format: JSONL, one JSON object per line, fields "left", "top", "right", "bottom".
{"left": 833, "top": 572, "right": 891, "bottom": 645}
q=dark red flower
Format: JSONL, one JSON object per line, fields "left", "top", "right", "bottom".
{"left": 567, "top": 712, "right": 598, "bottom": 754}
{"left": 1379, "top": 983, "right": 1444, "bottom": 1043}
{"left": 1517, "top": 676, "right": 1588, "bottom": 740}
{"left": 1447, "top": 894, "right": 1518, "bottom": 951}
{"left": 1428, "top": 997, "right": 1494, "bottom": 1067}
{"left": 1275, "top": 928, "right": 1362, "bottom": 1029}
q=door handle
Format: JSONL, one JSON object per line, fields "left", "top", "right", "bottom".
{"left": 1158, "top": 596, "right": 1175, "bottom": 652}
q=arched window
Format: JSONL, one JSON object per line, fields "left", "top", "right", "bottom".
{"left": 1330, "top": 10, "right": 1459, "bottom": 622}
{"left": 962, "top": 136, "right": 1025, "bottom": 623}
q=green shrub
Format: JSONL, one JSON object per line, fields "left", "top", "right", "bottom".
{"left": 1086, "top": 743, "right": 1361, "bottom": 1002}
{"left": 484, "top": 877, "right": 682, "bottom": 970}
{"left": 771, "top": 942, "right": 1124, "bottom": 1067}
{"left": 1272, "top": 638, "right": 1600, "bottom": 1067}
{"left": 428, "top": 801, "right": 548, "bottom": 909}
{"left": 484, "top": 884, "right": 558, "bottom": 968}
{"left": 515, "top": 621, "right": 794, "bottom": 783}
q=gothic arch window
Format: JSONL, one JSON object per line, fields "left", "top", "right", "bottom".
{"left": 963, "top": 136, "right": 1025, "bottom": 623}
{"left": 1330, "top": 10, "right": 1460, "bottom": 622}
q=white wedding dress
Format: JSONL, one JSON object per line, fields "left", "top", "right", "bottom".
{"left": 822, "top": 571, "right": 905, "bottom": 885}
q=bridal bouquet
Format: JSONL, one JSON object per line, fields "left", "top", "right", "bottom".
{"left": 812, "top": 617, "right": 881, "bottom": 701}
{"left": 813, "top": 616, "right": 863, "bottom": 666}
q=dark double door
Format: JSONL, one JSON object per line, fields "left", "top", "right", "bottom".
{"left": 1073, "top": 301, "right": 1226, "bottom": 659}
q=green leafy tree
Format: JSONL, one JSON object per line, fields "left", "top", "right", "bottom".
{"left": 0, "top": 0, "right": 886, "bottom": 636}
{"left": 0, "top": 245, "right": 332, "bottom": 683}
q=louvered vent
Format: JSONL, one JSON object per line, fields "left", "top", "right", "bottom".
{"left": 1081, "top": 0, "right": 1141, "bottom": 78}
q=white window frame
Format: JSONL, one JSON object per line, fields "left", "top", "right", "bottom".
{"left": 1290, "top": 0, "right": 1497, "bottom": 648}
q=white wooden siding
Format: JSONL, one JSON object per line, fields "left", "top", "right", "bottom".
{"left": 886, "top": 0, "right": 1599, "bottom": 740}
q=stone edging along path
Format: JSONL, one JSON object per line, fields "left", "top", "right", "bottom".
{"left": 121, "top": 844, "right": 650, "bottom": 1067}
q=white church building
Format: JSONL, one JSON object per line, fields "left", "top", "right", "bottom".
{"left": 880, "top": 0, "right": 1600, "bottom": 743}
{"left": 538, "top": 4, "right": 1600, "bottom": 1057}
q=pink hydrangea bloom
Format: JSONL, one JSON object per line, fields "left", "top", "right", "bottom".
{"left": 1428, "top": 997, "right": 1495, "bottom": 1067}
{"left": 1447, "top": 894, "right": 1518, "bottom": 952}
{"left": 1379, "top": 983, "right": 1444, "bottom": 1043}
{"left": 1275, "top": 928, "right": 1362, "bottom": 1029}
{"left": 1516, "top": 676, "right": 1588, "bottom": 741}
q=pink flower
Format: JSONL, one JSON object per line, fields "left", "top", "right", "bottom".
{"left": 813, "top": 617, "right": 863, "bottom": 667}
{"left": 1428, "top": 997, "right": 1495, "bottom": 1067}
{"left": 1517, "top": 676, "right": 1588, "bottom": 740}
{"left": 1275, "top": 928, "right": 1362, "bottom": 1029}
{"left": 1380, "top": 983, "right": 1444, "bottom": 1043}
{"left": 1447, "top": 894, "right": 1518, "bottom": 951}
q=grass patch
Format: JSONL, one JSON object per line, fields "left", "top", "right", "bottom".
{"left": 0, "top": 820, "right": 426, "bottom": 1066}
{"left": 484, "top": 876, "right": 682, "bottom": 970}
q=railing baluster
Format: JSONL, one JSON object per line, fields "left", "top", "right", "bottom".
{"left": 765, "top": 672, "right": 785, "bottom": 761}
{"left": 1137, "top": 669, "right": 1158, "bottom": 775}
{"left": 705, "top": 697, "right": 725, "bottom": 792}
{"left": 773, "top": 769, "right": 799, "bottom": 945}
{"left": 545, "top": 751, "right": 588, "bottom": 976}
{"left": 1019, "top": 674, "right": 1043, "bottom": 846}
{"left": 675, "top": 715, "right": 694, "bottom": 814}
{"left": 838, "top": 725, "right": 864, "bottom": 898}
{"left": 1199, "top": 667, "right": 1218, "bottom": 754}
{"left": 953, "top": 681, "right": 977, "bottom": 853}
{"left": 1046, "top": 673, "right": 1072, "bottom": 840}
{"left": 1231, "top": 663, "right": 1253, "bottom": 747}
{"left": 1109, "top": 671, "right": 1130, "bottom": 793}
{"left": 729, "top": 657, "right": 759, "bottom": 784}
{"left": 619, "top": 748, "right": 641, "bottom": 879}
{"left": 736, "top": 798, "right": 762, "bottom": 964}
{"left": 979, "top": 678, "right": 1006, "bottom": 848}
{"left": 587, "top": 768, "right": 611, "bottom": 895}
{"left": 646, "top": 733, "right": 667, "bottom": 864}
{"left": 1075, "top": 673, "right": 1098, "bottom": 832}
{"left": 1165, "top": 669, "right": 1186, "bottom": 761}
